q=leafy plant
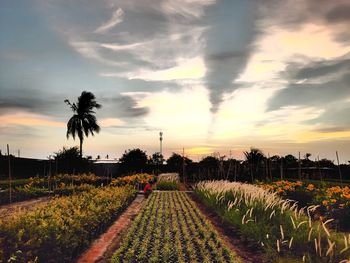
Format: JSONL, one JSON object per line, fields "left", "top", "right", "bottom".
{"left": 111, "top": 191, "right": 240, "bottom": 263}
{"left": 195, "top": 180, "right": 350, "bottom": 262}
{"left": 0, "top": 186, "right": 137, "bottom": 262}
{"left": 156, "top": 181, "right": 179, "bottom": 190}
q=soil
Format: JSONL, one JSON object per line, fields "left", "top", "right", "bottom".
{"left": 189, "top": 193, "right": 266, "bottom": 263}
{"left": 0, "top": 196, "right": 52, "bottom": 219}
{"left": 77, "top": 193, "right": 145, "bottom": 263}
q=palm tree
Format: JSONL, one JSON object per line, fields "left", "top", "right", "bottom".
{"left": 65, "top": 91, "right": 101, "bottom": 158}
{"left": 244, "top": 148, "right": 265, "bottom": 182}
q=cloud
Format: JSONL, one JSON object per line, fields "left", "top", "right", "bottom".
{"left": 203, "top": 1, "right": 257, "bottom": 113}
{"left": 268, "top": 74, "right": 350, "bottom": 111}
{"left": 291, "top": 55, "right": 350, "bottom": 81}
{"left": 268, "top": 49, "right": 350, "bottom": 111}
{"left": 101, "top": 94, "right": 150, "bottom": 119}
{"left": 160, "top": 0, "right": 215, "bottom": 19}
{"left": 0, "top": 112, "right": 65, "bottom": 127}
{"left": 326, "top": 4, "right": 350, "bottom": 23}
{"left": 99, "top": 117, "right": 125, "bottom": 127}
{"left": 115, "top": 56, "right": 206, "bottom": 81}
{"left": 0, "top": 88, "right": 59, "bottom": 116}
{"left": 307, "top": 103, "right": 350, "bottom": 128}
{"left": 95, "top": 8, "right": 124, "bottom": 34}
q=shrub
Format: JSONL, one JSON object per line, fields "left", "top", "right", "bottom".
{"left": 0, "top": 186, "right": 137, "bottom": 262}
{"left": 156, "top": 181, "right": 179, "bottom": 190}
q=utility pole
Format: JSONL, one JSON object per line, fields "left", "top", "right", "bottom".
{"left": 298, "top": 152, "right": 301, "bottom": 180}
{"left": 159, "top": 131, "right": 163, "bottom": 156}
{"left": 336, "top": 151, "right": 343, "bottom": 185}
{"left": 7, "top": 144, "right": 12, "bottom": 203}
{"left": 182, "top": 148, "right": 185, "bottom": 183}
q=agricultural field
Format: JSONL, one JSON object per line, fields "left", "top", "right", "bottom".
{"left": 0, "top": 185, "right": 137, "bottom": 262}
{"left": 0, "top": 173, "right": 154, "bottom": 206}
{"left": 258, "top": 180, "right": 350, "bottom": 231}
{"left": 195, "top": 180, "right": 350, "bottom": 262}
{"left": 112, "top": 191, "right": 240, "bottom": 263}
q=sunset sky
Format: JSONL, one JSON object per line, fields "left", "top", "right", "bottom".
{"left": 1, "top": 0, "right": 350, "bottom": 162}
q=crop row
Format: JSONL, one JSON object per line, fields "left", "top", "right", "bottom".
{"left": 0, "top": 173, "right": 153, "bottom": 206}
{"left": 0, "top": 185, "right": 137, "bottom": 262}
{"left": 195, "top": 180, "right": 350, "bottom": 263}
{"left": 111, "top": 173, "right": 155, "bottom": 189}
{"left": 112, "top": 191, "right": 240, "bottom": 263}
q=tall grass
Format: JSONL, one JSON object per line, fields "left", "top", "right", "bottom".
{"left": 195, "top": 180, "right": 350, "bottom": 262}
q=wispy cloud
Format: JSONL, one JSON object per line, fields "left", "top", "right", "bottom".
{"left": 95, "top": 8, "right": 124, "bottom": 34}
{"left": 0, "top": 112, "right": 65, "bottom": 128}
{"left": 99, "top": 118, "right": 125, "bottom": 127}
{"left": 102, "top": 56, "right": 206, "bottom": 81}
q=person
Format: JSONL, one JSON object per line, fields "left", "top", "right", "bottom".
{"left": 143, "top": 181, "right": 152, "bottom": 198}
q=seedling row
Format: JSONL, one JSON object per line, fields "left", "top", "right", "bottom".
{"left": 112, "top": 191, "right": 240, "bottom": 263}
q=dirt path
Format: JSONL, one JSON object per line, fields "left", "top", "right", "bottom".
{"left": 0, "top": 196, "right": 52, "bottom": 219}
{"left": 77, "top": 193, "right": 145, "bottom": 263}
{"left": 190, "top": 193, "right": 265, "bottom": 263}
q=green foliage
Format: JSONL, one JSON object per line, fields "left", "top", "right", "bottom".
{"left": 195, "top": 181, "right": 350, "bottom": 263}
{"left": 0, "top": 174, "right": 109, "bottom": 206}
{"left": 119, "top": 149, "right": 148, "bottom": 174}
{"left": 52, "top": 183, "right": 95, "bottom": 196}
{"left": 156, "top": 181, "right": 179, "bottom": 190}
{"left": 65, "top": 91, "right": 101, "bottom": 157}
{"left": 148, "top": 152, "right": 164, "bottom": 166}
{"left": 0, "top": 186, "right": 137, "bottom": 262}
{"left": 0, "top": 187, "right": 49, "bottom": 205}
{"left": 166, "top": 153, "right": 192, "bottom": 173}
{"left": 111, "top": 192, "right": 240, "bottom": 263}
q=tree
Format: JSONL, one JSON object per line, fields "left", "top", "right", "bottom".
{"left": 149, "top": 152, "right": 165, "bottom": 166}
{"left": 304, "top": 153, "right": 312, "bottom": 160}
{"left": 302, "top": 153, "right": 314, "bottom": 167}
{"left": 244, "top": 148, "right": 265, "bottom": 182}
{"left": 166, "top": 153, "right": 192, "bottom": 173}
{"left": 65, "top": 91, "right": 101, "bottom": 158}
{"left": 318, "top": 158, "right": 335, "bottom": 168}
{"left": 54, "top": 146, "right": 90, "bottom": 173}
{"left": 199, "top": 156, "right": 219, "bottom": 180}
{"left": 284, "top": 154, "right": 298, "bottom": 167}
{"left": 119, "top": 148, "right": 148, "bottom": 174}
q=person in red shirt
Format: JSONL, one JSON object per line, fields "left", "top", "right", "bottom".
{"left": 143, "top": 181, "right": 152, "bottom": 198}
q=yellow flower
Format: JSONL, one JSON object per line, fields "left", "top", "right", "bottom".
{"left": 343, "top": 194, "right": 350, "bottom": 199}
{"left": 295, "top": 181, "right": 302, "bottom": 186}
{"left": 306, "top": 184, "right": 315, "bottom": 191}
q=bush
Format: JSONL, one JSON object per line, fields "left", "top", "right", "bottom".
{"left": 111, "top": 173, "right": 156, "bottom": 190}
{"left": 0, "top": 187, "right": 49, "bottom": 205}
{"left": 156, "top": 181, "right": 179, "bottom": 190}
{"left": 0, "top": 186, "right": 137, "bottom": 262}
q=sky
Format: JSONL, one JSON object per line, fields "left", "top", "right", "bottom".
{"left": 1, "top": 0, "right": 350, "bottom": 162}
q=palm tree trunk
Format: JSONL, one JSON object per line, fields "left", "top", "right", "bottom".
{"left": 79, "top": 138, "right": 83, "bottom": 158}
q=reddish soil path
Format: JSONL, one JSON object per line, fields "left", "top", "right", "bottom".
{"left": 190, "top": 193, "right": 265, "bottom": 263}
{"left": 77, "top": 194, "right": 145, "bottom": 263}
{"left": 0, "top": 196, "right": 51, "bottom": 219}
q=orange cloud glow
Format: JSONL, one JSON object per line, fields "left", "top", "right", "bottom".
{"left": 0, "top": 112, "right": 65, "bottom": 127}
